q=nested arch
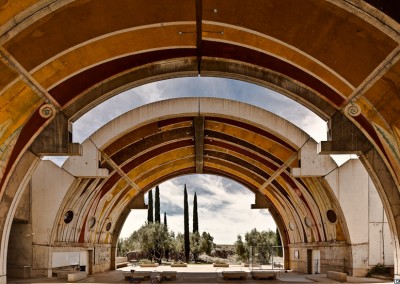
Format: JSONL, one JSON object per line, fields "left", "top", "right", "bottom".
{"left": 58, "top": 98, "right": 349, "bottom": 256}
{"left": 0, "top": 0, "right": 400, "bottom": 280}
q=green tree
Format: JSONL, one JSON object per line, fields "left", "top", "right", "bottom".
{"left": 235, "top": 235, "right": 248, "bottom": 262}
{"left": 147, "top": 190, "right": 153, "bottom": 223}
{"left": 193, "top": 192, "right": 198, "bottom": 233}
{"left": 245, "top": 228, "right": 275, "bottom": 264}
{"left": 172, "top": 232, "right": 185, "bottom": 261}
{"left": 190, "top": 231, "right": 201, "bottom": 262}
{"left": 200, "top": 232, "right": 214, "bottom": 255}
{"left": 275, "top": 228, "right": 283, "bottom": 257}
{"left": 184, "top": 184, "right": 190, "bottom": 262}
{"left": 164, "top": 212, "right": 167, "bottom": 230}
{"left": 155, "top": 185, "right": 160, "bottom": 223}
{"left": 135, "top": 222, "right": 171, "bottom": 263}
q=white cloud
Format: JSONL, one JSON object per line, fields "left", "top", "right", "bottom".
{"left": 120, "top": 175, "right": 276, "bottom": 244}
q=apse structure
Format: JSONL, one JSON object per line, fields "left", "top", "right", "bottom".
{"left": 0, "top": 1, "right": 400, "bottom": 282}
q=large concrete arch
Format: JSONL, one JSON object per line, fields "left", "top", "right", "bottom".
{"left": 0, "top": 0, "right": 400, "bottom": 281}
{"left": 6, "top": 98, "right": 391, "bottom": 279}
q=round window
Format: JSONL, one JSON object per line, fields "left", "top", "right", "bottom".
{"left": 327, "top": 210, "right": 337, "bottom": 223}
{"left": 304, "top": 217, "right": 313, "bottom": 228}
{"left": 88, "top": 217, "right": 96, "bottom": 229}
{"left": 64, "top": 210, "right": 74, "bottom": 224}
{"left": 106, "top": 222, "right": 112, "bottom": 231}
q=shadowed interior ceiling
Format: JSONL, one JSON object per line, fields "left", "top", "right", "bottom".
{"left": 0, "top": 0, "right": 400, "bottom": 272}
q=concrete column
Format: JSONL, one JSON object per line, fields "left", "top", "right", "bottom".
{"left": 0, "top": 151, "right": 40, "bottom": 282}
{"left": 30, "top": 112, "right": 81, "bottom": 156}
{"left": 360, "top": 148, "right": 400, "bottom": 277}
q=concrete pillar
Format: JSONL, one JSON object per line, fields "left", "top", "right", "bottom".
{"left": 360, "top": 148, "right": 400, "bottom": 277}
{"left": 292, "top": 138, "right": 337, "bottom": 177}
{"left": 62, "top": 139, "right": 108, "bottom": 177}
{"left": 318, "top": 111, "right": 372, "bottom": 155}
{"left": 0, "top": 151, "right": 40, "bottom": 283}
{"left": 30, "top": 112, "right": 81, "bottom": 156}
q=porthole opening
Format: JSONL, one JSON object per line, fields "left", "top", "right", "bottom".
{"left": 106, "top": 222, "right": 112, "bottom": 231}
{"left": 89, "top": 217, "right": 96, "bottom": 229}
{"left": 327, "top": 209, "right": 337, "bottom": 223}
{"left": 64, "top": 210, "right": 74, "bottom": 224}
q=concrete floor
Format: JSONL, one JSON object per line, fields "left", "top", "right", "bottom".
{"left": 7, "top": 264, "right": 393, "bottom": 284}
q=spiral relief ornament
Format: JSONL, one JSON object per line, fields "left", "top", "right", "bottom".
{"left": 346, "top": 103, "right": 361, "bottom": 117}
{"left": 39, "top": 104, "right": 55, "bottom": 118}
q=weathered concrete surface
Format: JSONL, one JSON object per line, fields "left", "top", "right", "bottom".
{"left": 325, "top": 159, "right": 393, "bottom": 276}
{"left": 62, "top": 140, "right": 108, "bottom": 178}
{"left": 0, "top": 1, "right": 400, "bottom": 281}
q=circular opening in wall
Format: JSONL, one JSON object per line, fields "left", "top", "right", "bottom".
{"left": 304, "top": 217, "right": 313, "bottom": 228}
{"left": 106, "top": 222, "right": 112, "bottom": 231}
{"left": 327, "top": 209, "right": 337, "bottom": 223}
{"left": 88, "top": 217, "right": 96, "bottom": 229}
{"left": 64, "top": 210, "right": 74, "bottom": 224}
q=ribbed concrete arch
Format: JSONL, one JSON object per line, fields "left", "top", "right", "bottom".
{"left": 0, "top": 0, "right": 400, "bottom": 281}
{"left": 59, "top": 98, "right": 346, "bottom": 265}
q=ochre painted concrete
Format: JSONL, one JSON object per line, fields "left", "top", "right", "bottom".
{"left": 0, "top": 1, "right": 400, "bottom": 282}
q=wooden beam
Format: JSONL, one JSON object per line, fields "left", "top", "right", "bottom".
{"left": 196, "top": 0, "right": 202, "bottom": 74}
{"left": 194, "top": 116, "right": 205, "bottom": 173}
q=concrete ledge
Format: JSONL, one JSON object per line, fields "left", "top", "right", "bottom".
{"left": 116, "top": 262, "right": 130, "bottom": 268}
{"left": 56, "top": 271, "right": 69, "bottom": 279}
{"left": 161, "top": 271, "right": 177, "bottom": 280}
{"left": 67, "top": 271, "right": 87, "bottom": 282}
{"left": 213, "top": 263, "right": 229, "bottom": 267}
{"left": 171, "top": 262, "right": 187, "bottom": 267}
{"left": 139, "top": 263, "right": 159, "bottom": 267}
{"left": 123, "top": 271, "right": 152, "bottom": 281}
{"left": 222, "top": 271, "right": 248, "bottom": 280}
{"left": 7, "top": 266, "right": 31, "bottom": 278}
{"left": 327, "top": 271, "right": 347, "bottom": 282}
{"left": 251, "top": 270, "right": 277, "bottom": 280}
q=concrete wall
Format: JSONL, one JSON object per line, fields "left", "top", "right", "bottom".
{"left": 325, "top": 159, "right": 393, "bottom": 276}
{"left": 30, "top": 161, "right": 75, "bottom": 277}
{"left": 288, "top": 243, "right": 350, "bottom": 274}
{"left": 7, "top": 183, "right": 32, "bottom": 272}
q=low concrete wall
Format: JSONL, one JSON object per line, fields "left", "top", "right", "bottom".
{"left": 327, "top": 271, "right": 347, "bottom": 282}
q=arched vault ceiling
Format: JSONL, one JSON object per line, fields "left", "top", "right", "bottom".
{"left": 0, "top": 1, "right": 400, "bottom": 187}
{"left": 0, "top": 0, "right": 400, "bottom": 276}
{"left": 59, "top": 98, "right": 345, "bottom": 246}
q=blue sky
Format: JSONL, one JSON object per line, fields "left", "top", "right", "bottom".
{"left": 48, "top": 77, "right": 352, "bottom": 244}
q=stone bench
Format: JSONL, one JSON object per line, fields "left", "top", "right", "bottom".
{"left": 161, "top": 271, "right": 177, "bottom": 281}
{"left": 67, "top": 271, "right": 87, "bottom": 282}
{"left": 213, "top": 263, "right": 229, "bottom": 267}
{"left": 327, "top": 271, "right": 347, "bottom": 282}
{"left": 251, "top": 270, "right": 277, "bottom": 280}
{"left": 116, "top": 262, "right": 130, "bottom": 268}
{"left": 222, "top": 271, "right": 248, "bottom": 280}
{"left": 123, "top": 271, "right": 152, "bottom": 281}
{"left": 56, "top": 271, "right": 70, "bottom": 279}
{"left": 171, "top": 262, "right": 187, "bottom": 267}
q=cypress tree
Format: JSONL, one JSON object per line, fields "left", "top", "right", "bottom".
{"left": 193, "top": 192, "right": 198, "bottom": 233}
{"left": 155, "top": 185, "right": 161, "bottom": 223}
{"left": 147, "top": 190, "right": 153, "bottom": 223}
{"left": 164, "top": 212, "right": 167, "bottom": 229}
{"left": 276, "top": 228, "right": 283, "bottom": 257}
{"left": 184, "top": 184, "right": 190, "bottom": 262}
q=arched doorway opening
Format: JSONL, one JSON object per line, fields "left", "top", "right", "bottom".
{"left": 117, "top": 174, "right": 279, "bottom": 267}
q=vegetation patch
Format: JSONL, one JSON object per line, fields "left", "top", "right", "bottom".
{"left": 366, "top": 264, "right": 391, "bottom": 277}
